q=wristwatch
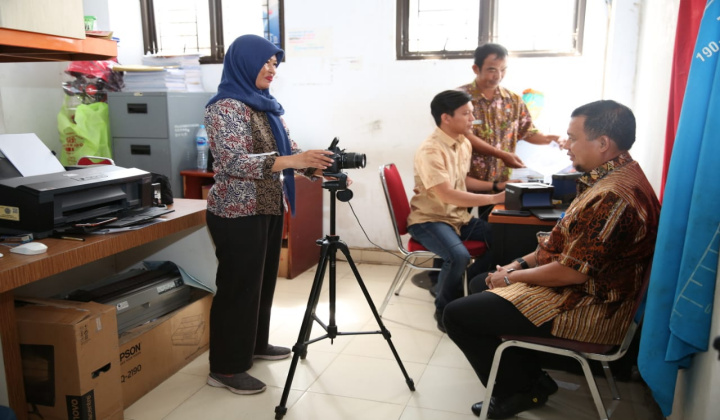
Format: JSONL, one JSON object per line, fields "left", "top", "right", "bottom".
{"left": 514, "top": 257, "right": 529, "bottom": 269}
{"left": 503, "top": 269, "right": 514, "bottom": 286}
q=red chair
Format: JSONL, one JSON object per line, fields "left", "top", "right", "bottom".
{"left": 77, "top": 156, "right": 115, "bottom": 166}
{"left": 378, "top": 163, "right": 487, "bottom": 316}
{"left": 478, "top": 261, "right": 653, "bottom": 420}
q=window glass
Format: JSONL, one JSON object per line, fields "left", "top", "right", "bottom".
{"left": 496, "top": 0, "right": 578, "bottom": 53}
{"left": 153, "top": 0, "right": 211, "bottom": 56}
{"left": 398, "top": 0, "right": 585, "bottom": 59}
{"left": 407, "top": 0, "right": 480, "bottom": 52}
{"left": 263, "top": 0, "right": 283, "bottom": 50}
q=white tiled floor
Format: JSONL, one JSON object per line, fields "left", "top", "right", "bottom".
{"left": 123, "top": 262, "right": 665, "bottom": 420}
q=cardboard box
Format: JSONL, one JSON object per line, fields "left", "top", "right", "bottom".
{"left": 118, "top": 291, "right": 212, "bottom": 407}
{"left": 201, "top": 184, "right": 211, "bottom": 200}
{"left": 0, "top": 0, "right": 85, "bottom": 39}
{"left": 278, "top": 247, "right": 288, "bottom": 278}
{"left": 15, "top": 298, "right": 123, "bottom": 420}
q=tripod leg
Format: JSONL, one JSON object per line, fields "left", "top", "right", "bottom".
{"left": 338, "top": 243, "right": 416, "bottom": 392}
{"left": 275, "top": 240, "right": 331, "bottom": 419}
{"left": 300, "top": 242, "right": 331, "bottom": 357}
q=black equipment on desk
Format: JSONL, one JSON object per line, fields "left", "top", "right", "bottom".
{"left": 504, "top": 183, "right": 554, "bottom": 211}
{"left": 552, "top": 172, "right": 582, "bottom": 204}
{"left": 103, "top": 206, "right": 175, "bottom": 228}
{"left": 65, "top": 264, "right": 191, "bottom": 334}
{"left": 0, "top": 165, "right": 152, "bottom": 238}
{"left": 530, "top": 207, "right": 567, "bottom": 221}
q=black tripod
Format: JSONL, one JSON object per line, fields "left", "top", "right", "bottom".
{"left": 274, "top": 175, "right": 415, "bottom": 419}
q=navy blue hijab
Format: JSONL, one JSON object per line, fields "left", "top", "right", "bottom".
{"left": 207, "top": 34, "right": 295, "bottom": 214}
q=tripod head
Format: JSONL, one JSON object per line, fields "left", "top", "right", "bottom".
{"left": 321, "top": 172, "right": 354, "bottom": 236}
{"left": 322, "top": 172, "right": 353, "bottom": 202}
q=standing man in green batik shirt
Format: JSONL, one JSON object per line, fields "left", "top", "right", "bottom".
{"left": 457, "top": 43, "right": 560, "bottom": 214}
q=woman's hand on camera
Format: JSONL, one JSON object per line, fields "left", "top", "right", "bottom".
{"left": 298, "top": 150, "right": 335, "bottom": 169}
{"left": 274, "top": 150, "right": 334, "bottom": 171}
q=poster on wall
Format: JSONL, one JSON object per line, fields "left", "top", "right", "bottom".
{"left": 263, "top": 0, "right": 284, "bottom": 52}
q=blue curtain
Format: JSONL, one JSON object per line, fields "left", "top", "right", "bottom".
{"left": 638, "top": 0, "right": 720, "bottom": 416}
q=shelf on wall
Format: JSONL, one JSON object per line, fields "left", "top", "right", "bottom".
{"left": 0, "top": 28, "right": 117, "bottom": 63}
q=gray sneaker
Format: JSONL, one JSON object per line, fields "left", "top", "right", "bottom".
{"left": 253, "top": 344, "right": 291, "bottom": 360}
{"left": 207, "top": 372, "right": 266, "bottom": 395}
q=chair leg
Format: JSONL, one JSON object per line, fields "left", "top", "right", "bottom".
{"left": 601, "top": 361, "right": 621, "bottom": 400}
{"left": 484, "top": 341, "right": 612, "bottom": 420}
{"left": 574, "top": 355, "right": 610, "bottom": 420}
{"left": 478, "top": 340, "right": 510, "bottom": 420}
{"left": 379, "top": 260, "right": 409, "bottom": 316}
{"left": 463, "top": 257, "right": 478, "bottom": 296}
{"left": 393, "top": 263, "right": 413, "bottom": 296}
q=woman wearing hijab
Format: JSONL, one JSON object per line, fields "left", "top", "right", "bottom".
{"left": 204, "top": 34, "right": 334, "bottom": 395}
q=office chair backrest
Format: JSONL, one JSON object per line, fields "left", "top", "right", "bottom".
{"left": 615, "top": 259, "right": 654, "bottom": 352}
{"left": 380, "top": 164, "right": 411, "bottom": 236}
{"left": 632, "top": 259, "right": 652, "bottom": 318}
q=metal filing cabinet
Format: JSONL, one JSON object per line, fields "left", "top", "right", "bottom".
{"left": 108, "top": 92, "right": 214, "bottom": 198}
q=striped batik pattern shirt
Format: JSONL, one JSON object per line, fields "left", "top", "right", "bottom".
{"left": 491, "top": 153, "right": 660, "bottom": 345}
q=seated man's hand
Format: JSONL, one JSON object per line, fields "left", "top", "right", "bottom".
{"left": 485, "top": 265, "right": 513, "bottom": 289}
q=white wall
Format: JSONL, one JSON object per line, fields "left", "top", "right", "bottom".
{"left": 0, "top": 61, "right": 67, "bottom": 155}
{"left": 670, "top": 267, "right": 720, "bottom": 420}
{"left": 632, "top": 0, "right": 681, "bottom": 193}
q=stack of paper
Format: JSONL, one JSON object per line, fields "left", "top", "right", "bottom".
{"left": 0, "top": 133, "right": 66, "bottom": 177}
{"left": 136, "top": 54, "right": 204, "bottom": 92}
{"left": 113, "top": 55, "right": 204, "bottom": 92}
{"left": 119, "top": 69, "right": 181, "bottom": 92}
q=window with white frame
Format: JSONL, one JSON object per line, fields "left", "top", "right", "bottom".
{"left": 397, "top": 0, "right": 586, "bottom": 60}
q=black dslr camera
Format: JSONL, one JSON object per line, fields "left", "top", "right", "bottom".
{"left": 323, "top": 137, "right": 366, "bottom": 176}
{"left": 321, "top": 138, "right": 366, "bottom": 198}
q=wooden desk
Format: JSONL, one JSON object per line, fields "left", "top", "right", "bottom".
{"left": 180, "top": 169, "right": 215, "bottom": 199}
{"left": 488, "top": 204, "right": 557, "bottom": 266}
{"left": 0, "top": 199, "right": 207, "bottom": 420}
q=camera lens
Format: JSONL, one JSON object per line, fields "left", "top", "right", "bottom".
{"left": 340, "top": 153, "right": 367, "bottom": 170}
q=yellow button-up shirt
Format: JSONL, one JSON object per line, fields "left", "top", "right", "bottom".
{"left": 407, "top": 127, "right": 473, "bottom": 235}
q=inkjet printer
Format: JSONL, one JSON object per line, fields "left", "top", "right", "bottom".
{"left": 0, "top": 165, "right": 152, "bottom": 238}
{"left": 504, "top": 182, "right": 555, "bottom": 211}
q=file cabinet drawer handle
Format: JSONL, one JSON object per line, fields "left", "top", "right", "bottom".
{"left": 127, "top": 103, "right": 148, "bottom": 114}
{"left": 130, "top": 145, "right": 151, "bottom": 155}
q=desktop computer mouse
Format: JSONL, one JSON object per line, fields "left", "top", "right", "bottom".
{"left": 10, "top": 242, "right": 48, "bottom": 255}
